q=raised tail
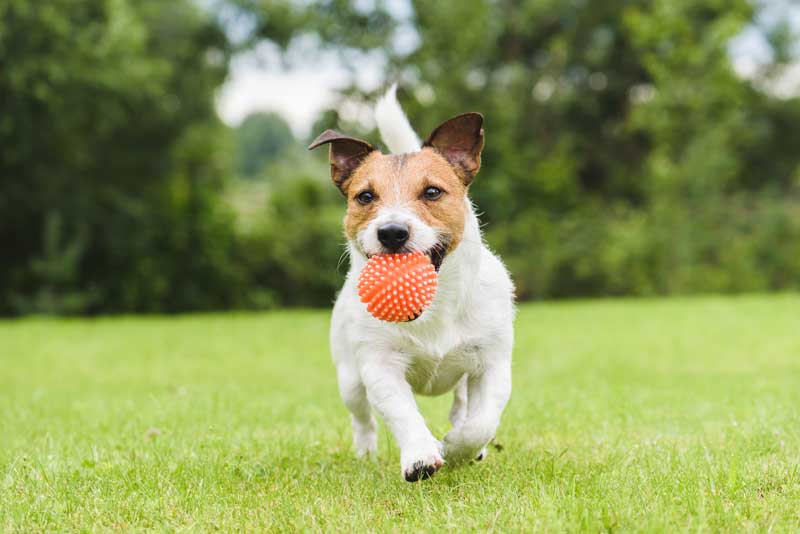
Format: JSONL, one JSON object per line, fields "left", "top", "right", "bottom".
{"left": 374, "top": 84, "right": 421, "bottom": 154}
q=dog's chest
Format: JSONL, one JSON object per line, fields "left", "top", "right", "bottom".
{"left": 397, "top": 326, "right": 482, "bottom": 396}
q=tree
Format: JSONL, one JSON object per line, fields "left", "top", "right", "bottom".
{"left": 235, "top": 0, "right": 800, "bottom": 298}
{"left": 234, "top": 112, "right": 294, "bottom": 178}
{"left": 0, "top": 0, "right": 244, "bottom": 313}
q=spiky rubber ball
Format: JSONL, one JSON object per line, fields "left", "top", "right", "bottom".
{"left": 357, "top": 251, "right": 438, "bottom": 322}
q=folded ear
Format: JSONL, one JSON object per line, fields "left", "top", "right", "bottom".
{"left": 423, "top": 113, "right": 484, "bottom": 185}
{"left": 308, "top": 129, "right": 376, "bottom": 193}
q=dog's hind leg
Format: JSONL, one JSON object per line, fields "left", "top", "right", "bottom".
{"left": 449, "top": 376, "right": 488, "bottom": 462}
{"left": 443, "top": 352, "right": 512, "bottom": 465}
{"left": 449, "top": 375, "right": 468, "bottom": 428}
{"left": 337, "top": 365, "right": 377, "bottom": 457}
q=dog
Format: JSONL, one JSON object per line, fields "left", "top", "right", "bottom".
{"left": 308, "top": 85, "right": 514, "bottom": 482}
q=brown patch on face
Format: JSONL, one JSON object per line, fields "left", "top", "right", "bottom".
{"left": 343, "top": 148, "right": 468, "bottom": 253}
{"left": 307, "top": 129, "right": 376, "bottom": 193}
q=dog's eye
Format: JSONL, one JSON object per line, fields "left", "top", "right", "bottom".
{"left": 356, "top": 191, "right": 375, "bottom": 205}
{"left": 423, "top": 186, "right": 444, "bottom": 201}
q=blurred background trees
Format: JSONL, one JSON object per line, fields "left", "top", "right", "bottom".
{"left": 2, "top": 0, "right": 800, "bottom": 314}
{"left": 234, "top": 112, "right": 294, "bottom": 179}
{"left": 1, "top": 0, "right": 243, "bottom": 314}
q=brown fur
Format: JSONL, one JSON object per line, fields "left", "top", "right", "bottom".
{"left": 306, "top": 130, "right": 375, "bottom": 192}
{"left": 308, "top": 113, "right": 485, "bottom": 256}
{"left": 423, "top": 113, "right": 484, "bottom": 185}
{"left": 342, "top": 148, "right": 468, "bottom": 252}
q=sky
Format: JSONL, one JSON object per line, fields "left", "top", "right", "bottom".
{"left": 215, "top": 1, "right": 800, "bottom": 138}
{"left": 215, "top": 41, "right": 386, "bottom": 137}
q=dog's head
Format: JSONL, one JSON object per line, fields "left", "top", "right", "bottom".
{"left": 308, "top": 113, "right": 484, "bottom": 270}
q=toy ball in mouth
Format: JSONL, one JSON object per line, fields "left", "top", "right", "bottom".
{"left": 357, "top": 251, "right": 438, "bottom": 322}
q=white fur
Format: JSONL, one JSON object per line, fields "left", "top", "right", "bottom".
{"left": 374, "top": 84, "right": 422, "bottom": 154}
{"left": 357, "top": 205, "right": 439, "bottom": 258}
{"left": 330, "top": 89, "right": 515, "bottom": 481}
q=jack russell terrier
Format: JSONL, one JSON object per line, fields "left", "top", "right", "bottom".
{"left": 308, "top": 86, "right": 514, "bottom": 482}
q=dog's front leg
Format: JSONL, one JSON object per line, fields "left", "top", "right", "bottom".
{"left": 443, "top": 356, "right": 511, "bottom": 464}
{"left": 360, "top": 359, "right": 443, "bottom": 481}
{"left": 336, "top": 364, "right": 378, "bottom": 457}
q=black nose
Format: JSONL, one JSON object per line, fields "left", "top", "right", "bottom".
{"left": 377, "top": 223, "right": 409, "bottom": 251}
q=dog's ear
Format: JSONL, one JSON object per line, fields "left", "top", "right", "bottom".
{"left": 423, "top": 113, "right": 484, "bottom": 185}
{"left": 308, "top": 130, "right": 376, "bottom": 194}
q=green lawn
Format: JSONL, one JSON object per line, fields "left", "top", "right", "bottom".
{"left": 2, "top": 295, "right": 800, "bottom": 532}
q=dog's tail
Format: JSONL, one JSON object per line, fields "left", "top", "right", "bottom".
{"left": 375, "top": 84, "right": 421, "bottom": 154}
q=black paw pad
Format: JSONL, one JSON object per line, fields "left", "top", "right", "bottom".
{"left": 404, "top": 461, "right": 438, "bottom": 482}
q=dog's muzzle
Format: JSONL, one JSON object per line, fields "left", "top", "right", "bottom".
{"left": 377, "top": 223, "right": 410, "bottom": 251}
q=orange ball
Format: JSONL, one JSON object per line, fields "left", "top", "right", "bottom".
{"left": 357, "top": 251, "right": 438, "bottom": 322}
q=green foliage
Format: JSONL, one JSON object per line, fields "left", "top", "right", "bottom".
{"left": 496, "top": 191, "right": 800, "bottom": 300}
{"left": 3, "top": 297, "right": 800, "bottom": 529}
{"left": 237, "top": 149, "right": 346, "bottom": 308}
{"left": 10, "top": 212, "right": 99, "bottom": 315}
{"left": 4, "top": 0, "right": 800, "bottom": 314}
{"left": 244, "top": 0, "right": 800, "bottom": 300}
{"left": 0, "top": 0, "right": 243, "bottom": 313}
{"left": 234, "top": 112, "right": 294, "bottom": 178}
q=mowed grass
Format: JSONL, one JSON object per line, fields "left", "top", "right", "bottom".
{"left": 2, "top": 295, "right": 800, "bottom": 532}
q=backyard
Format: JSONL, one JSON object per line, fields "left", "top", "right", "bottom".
{"left": 2, "top": 294, "right": 799, "bottom": 531}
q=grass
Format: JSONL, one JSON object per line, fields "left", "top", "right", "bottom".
{"left": 2, "top": 295, "right": 800, "bottom": 532}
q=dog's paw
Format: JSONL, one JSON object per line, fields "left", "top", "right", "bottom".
{"left": 401, "top": 441, "right": 444, "bottom": 482}
{"left": 353, "top": 418, "right": 378, "bottom": 458}
{"left": 354, "top": 435, "right": 378, "bottom": 458}
{"left": 443, "top": 442, "right": 479, "bottom": 465}
{"left": 443, "top": 424, "right": 494, "bottom": 465}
